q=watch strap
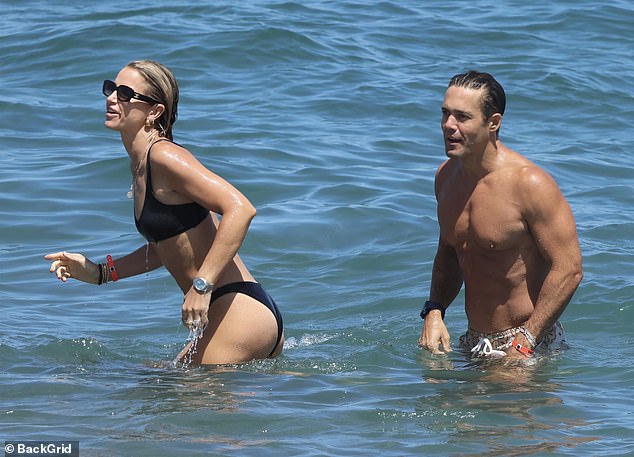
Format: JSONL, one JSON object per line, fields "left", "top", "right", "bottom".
{"left": 512, "top": 338, "right": 534, "bottom": 357}
{"left": 420, "top": 300, "right": 445, "bottom": 320}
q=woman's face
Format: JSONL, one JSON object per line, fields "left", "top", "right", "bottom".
{"left": 104, "top": 66, "right": 155, "bottom": 135}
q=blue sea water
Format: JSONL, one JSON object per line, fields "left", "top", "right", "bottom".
{"left": 1, "top": 1, "right": 633, "bottom": 455}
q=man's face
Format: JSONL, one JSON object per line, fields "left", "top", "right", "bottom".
{"left": 441, "top": 85, "right": 491, "bottom": 159}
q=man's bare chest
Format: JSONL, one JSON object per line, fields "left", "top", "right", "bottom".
{"left": 438, "top": 186, "right": 528, "bottom": 252}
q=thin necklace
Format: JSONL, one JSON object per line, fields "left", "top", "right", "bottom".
{"left": 127, "top": 152, "right": 147, "bottom": 199}
{"left": 127, "top": 137, "right": 159, "bottom": 199}
{"left": 126, "top": 130, "right": 162, "bottom": 199}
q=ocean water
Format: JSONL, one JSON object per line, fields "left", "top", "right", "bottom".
{"left": 1, "top": 1, "right": 633, "bottom": 455}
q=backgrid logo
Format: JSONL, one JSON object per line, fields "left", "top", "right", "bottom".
{"left": 4, "top": 441, "right": 79, "bottom": 457}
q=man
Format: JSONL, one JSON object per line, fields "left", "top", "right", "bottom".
{"left": 418, "top": 71, "right": 583, "bottom": 359}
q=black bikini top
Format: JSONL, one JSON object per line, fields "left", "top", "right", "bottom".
{"left": 134, "top": 141, "right": 209, "bottom": 242}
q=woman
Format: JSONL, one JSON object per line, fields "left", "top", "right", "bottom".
{"left": 45, "top": 60, "right": 283, "bottom": 365}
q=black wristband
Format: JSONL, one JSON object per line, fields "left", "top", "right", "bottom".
{"left": 97, "top": 263, "right": 103, "bottom": 285}
{"left": 420, "top": 300, "right": 445, "bottom": 320}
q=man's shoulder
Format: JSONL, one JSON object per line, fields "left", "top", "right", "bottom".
{"left": 500, "top": 148, "right": 556, "bottom": 189}
{"left": 434, "top": 160, "right": 460, "bottom": 194}
{"left": 436, "top": 159, "right": 456, "bottom": 179}
{"left": 508, "top": 158, "right": 567, "bottom": 216}
{"left": 514, "top": 160, "right": 558, "bottom": 192}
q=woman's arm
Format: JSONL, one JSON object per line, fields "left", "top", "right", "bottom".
{"left": 44, "top": 243, "right": 162, "bottom": 285}
{"left": 108, "top": 243, "right": 163, "bottom": 281}
{"left": 149, "top": 143, "right": 256, "bottom": 326}
{"left": 151, "top": 143, "right": 256, "bottom": 286}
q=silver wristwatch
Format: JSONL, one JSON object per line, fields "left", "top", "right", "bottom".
{"left": 193, "top": 277, "right": 214, "bottom": 294}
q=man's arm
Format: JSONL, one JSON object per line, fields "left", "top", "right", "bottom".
{"left": 429, "top": 235, "right": 464, "bottom": 306}
{"left": 429, "top": 160, "right": 464, "bottom": 307}
{"left": 520, "top": 167, "right": 583, "bottom": 343}
{"left": 419, "top": 235, "right": 464, "bottom": 353}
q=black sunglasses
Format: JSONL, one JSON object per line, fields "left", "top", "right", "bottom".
{"left": 102, "top": 79, "right": 161, "bottom": 105}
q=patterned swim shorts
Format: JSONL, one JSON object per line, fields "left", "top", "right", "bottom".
{"left": 459, "top": 321, "right": 566, "bottom": 353}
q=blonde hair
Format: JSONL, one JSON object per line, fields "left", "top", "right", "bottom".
{"left": 126, "top": 60, "right": 179, "bottom": 140}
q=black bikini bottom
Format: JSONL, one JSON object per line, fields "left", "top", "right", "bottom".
{"left": 210, "top": 281, "right": 283, "bottom": 356}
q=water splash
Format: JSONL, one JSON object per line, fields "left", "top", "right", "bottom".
{"left": 283, "top": 333, "right": 334, "bottom": 350}
{"left": 176, "top": 321, "right": 206, "bottom": 369}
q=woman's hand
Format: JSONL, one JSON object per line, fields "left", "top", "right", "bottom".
{"left": 182, "top": 289, "right": 210, "bottom": 329}
{"left": 44, "top": 251, "right": 100, "bottom": 284}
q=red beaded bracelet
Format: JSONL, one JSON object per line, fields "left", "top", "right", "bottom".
{"left": 106, "top": 255, "right": 119, "bottom": 282}
{"left": 512, "top": 338, "right": 534, "bottom": 357}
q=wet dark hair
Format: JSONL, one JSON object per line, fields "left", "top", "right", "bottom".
{"left": 448, "top": 71, "right": 506, "bottom": 119}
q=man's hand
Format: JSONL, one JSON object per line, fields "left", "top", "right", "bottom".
{"left": 418, "top": 310, "right": 451, "bottom": 354}
{"left": 504, "top": 332, "right": 534, "bottom": 359}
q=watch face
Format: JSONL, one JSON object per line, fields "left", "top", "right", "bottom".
{"left": 194, "top": 278, "right": 206, "bottom": 291}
